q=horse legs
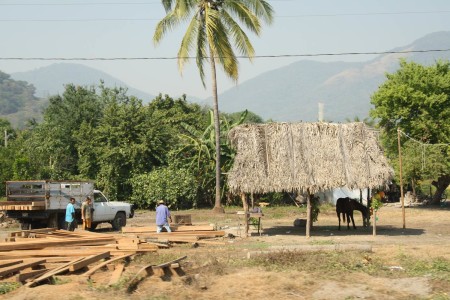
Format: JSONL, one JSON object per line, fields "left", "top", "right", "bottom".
{"left": 349, "top": 211, "right": 356, "bottom": 229}
{"left": 346, "top": 212, "right": 351, "bottom": 229}
{"left": 337, "top": 211, "right": 341, "bottom": 230}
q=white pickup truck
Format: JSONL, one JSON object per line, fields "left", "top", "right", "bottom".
{"left": 0, "top": 180, "right": 134, "bottom": 230}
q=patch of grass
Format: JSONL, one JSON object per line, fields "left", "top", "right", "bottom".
{"left": 0, "top": 282, "right": 20, "bottom": 294}
{"left": 397, "top": 254, "right": 450, "bottom": 280}
{"left": 234, "top": 240, "right": 270, "bottom": 250}
{"left": 309, "top": 240, "right": 335, "bottom": 245}
{"left": 52, "top": 276, "right": 72, "bottom": 285}
{"left": 243, "top": 250, "right": 389, "bottom": 277}
{"left": 429, "top": 292, "right": 450, "bottom": 300}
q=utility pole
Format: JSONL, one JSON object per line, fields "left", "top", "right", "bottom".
{"left": 4, "top": 129, "right": 7, "bottom": 148}
{"left": 318, "top": 102, "right": 324, "bottom": 122}
{"left": 397, "top": 128, "right": 405, "bottom": 229}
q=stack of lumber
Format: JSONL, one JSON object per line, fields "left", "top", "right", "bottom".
{"left": 122, "top": 225, "right": 226, "bottom": 245}
{"left": 0, "top": 201, "right": 45, "bottom": 211}
{"left": 0, "top": 228, "right": 162, "bottom": 287}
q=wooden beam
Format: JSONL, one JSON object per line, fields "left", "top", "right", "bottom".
{"left": 0, "top": 260, "right": 23, "bottom": 268}
{"left": 108, "top": 263, "right": 125, "bottom": 286}
{"left": 0, "top": 236, "right": 116, "bottom": 251}
{"left": 25, "top": 257, "right": 85, "bottom": 287}
{"left": 69, "top": 251, "right": 110, "bottom": 272}
{"left": 16, "top": 269, "right": 48, "bottom": 283}
{"left": 82, "top": 253, "right": 134, "bottom": 278}
{"left": 122, "top": 225, "right": 215, "bottom": 233}
{"left": 0, "top": 259, "right": 46, "bottom": 277}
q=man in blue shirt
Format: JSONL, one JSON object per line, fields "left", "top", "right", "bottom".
{"left": 65, "top": 197, "right": 76, "bottom": 231}
{"left": 155, "top": 200, "right": 172, "bottom": 233}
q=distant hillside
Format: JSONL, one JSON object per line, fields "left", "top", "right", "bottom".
{"left": 11, "top": 63, "right": 156, "bottom": 103}
{"left": 0, "top": 71, "right": 45, "bottom": 127}
{"left": 213, "top": 31, "right": 450, "bottom": 122}
{"left": 3, "top": 31, "right": 450, "bottom": 126}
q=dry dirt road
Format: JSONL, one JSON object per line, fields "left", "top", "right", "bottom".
{"left": 2, "top": 203, "right": 450, "bottom": 300}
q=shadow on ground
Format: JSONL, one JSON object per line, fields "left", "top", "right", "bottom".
{"left": 259, "top": 225, "right": 425, "bottom": 237}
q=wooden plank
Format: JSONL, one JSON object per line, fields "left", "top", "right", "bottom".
{"left": 0, "top": 259, "right": 46, "bottom": 277}
{"left": 25, "top": 257, "right": 85, "bottom": 287}
{"left": 0, "top": 260, "right": 23, "bottom": 268}
{"left": 82, "top": 253, "right": 134, "bottom": 278}
{"left": 0, "top": 236, "right": 116, "bottom": 251}
{"left": 69, "top": 251, "right": 110, "bottom": 272}
{"left": 122, "top": 225, "right": 215, "bottom": 233}
{"left": 108, "top": 263, "right": 125, "bottom": 286}
{"left": 153, "top": 256, "right": 187, "bottom": 269}
{"left": 172, "top": 225, "right": 215, "bottom": 231}
{"left": 16, "top": 269, "right": 48, "bottom": 283}
{"left": 127, "top": 256, "right": 187, "bottom": 292}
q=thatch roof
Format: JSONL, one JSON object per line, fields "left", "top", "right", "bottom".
{"left": 227, "top": 122, "right": 394, "bottom": 194}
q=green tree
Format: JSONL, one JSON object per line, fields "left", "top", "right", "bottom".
{"left": 129, "top": 167, "right": 197, "bottom": 209}
{"left": 29, "top": 84, "right": 104, "bottom": 178}
{"left": 0, "top": 71, "right": 37, "bottom": 114}
{"left": 370, "top": 59, "right": 450, "bottom": 205}
{"left": 90, "top": 90, "right": 161, "bottom": 200}
{"left": 176, "top": 110, "right": 248, "bottom": 206}
{"left": 153, "top": 0, "right": 274, "bottom": 212}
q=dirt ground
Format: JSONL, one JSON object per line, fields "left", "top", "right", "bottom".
{"left": 2, "top": 203, "right": 450, "bottom": 300}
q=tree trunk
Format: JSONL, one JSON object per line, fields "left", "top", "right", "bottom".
{"left": 430, "top": 175, "right": 450, "bottom": 205}
{"left": 241, "top": 193, "right": 249, "bottom": 237}
{"left": 306, "top": 193, "right": 311, "bottom": 238}
{"left": 210, "top": 51, "right": 225, "bottom": 213}
{"left": 372, "top": 210, "right": 377, "bottom": 236}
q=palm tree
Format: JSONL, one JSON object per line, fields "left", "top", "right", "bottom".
{"left": 153, "top": 0, "right": 274, "bottom": 212}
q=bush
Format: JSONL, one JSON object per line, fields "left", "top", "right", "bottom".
{"left": 129, "top": 167, "right": 197, "bottom": 209}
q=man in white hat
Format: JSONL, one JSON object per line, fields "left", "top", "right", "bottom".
{"left": 155, "top": 199, "right": 172, "bottom": 233}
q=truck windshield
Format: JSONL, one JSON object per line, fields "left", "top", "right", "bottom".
{"left": 94, "top": 192, "right": 107, "bottom": 203}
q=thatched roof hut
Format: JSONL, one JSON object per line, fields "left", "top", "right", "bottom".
{"left": 227, "top": 122, "right": 394, "bottom": 195}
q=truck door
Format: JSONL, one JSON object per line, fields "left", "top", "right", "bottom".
{"left": 93, "top": 191, "right": 116, "bottom": 222}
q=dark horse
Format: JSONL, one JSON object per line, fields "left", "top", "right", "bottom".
{"left": 336, "top": 197, "right": 368, "bottom": 230}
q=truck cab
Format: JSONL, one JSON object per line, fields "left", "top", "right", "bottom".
{"left": 1, "top": 180, "right": 133, "bottom": 231}
{"left": 92, "top": 189, "right": 134, "bottom": 230}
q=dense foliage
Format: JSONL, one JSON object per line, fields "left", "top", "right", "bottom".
{"left": 0, "top": 83, "right": 262, "bottom": 208}
{"left": 370, "top": 59, "right": 450, "bottom": 204}
{"left": 0, "top": 71, "right": 37, "bottom": 115}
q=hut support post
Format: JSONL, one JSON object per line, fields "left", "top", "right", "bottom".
{"left": 241, "top": 193, "right": 249, "bottom": 237}
{"left": 397, "top": 128, "right": 406, "bottom": 229}
{"left": 306, "top": 193, "right": 312, "bottom": 238}
{"left": 372, "top": 210, "right": 377, "bottom": 236}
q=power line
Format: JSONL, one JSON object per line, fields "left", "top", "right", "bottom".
{"left": 1, "top": 10, "right": 450, "bottom": 22}
{"left": 0, "top": 48, "right": 449, "bottom": 61}
{"left": 0, "top": 0, "right": 293, "bottom": 6}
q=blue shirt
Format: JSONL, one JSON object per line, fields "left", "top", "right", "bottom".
{"left": 155, "top": 204, "right": 171, "bottom": 226}
{"left": 65, "top": 203, "right": 75, "bottom": 222}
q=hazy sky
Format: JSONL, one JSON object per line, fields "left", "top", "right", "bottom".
{"left": 1, "top": 0, "right": 450, "bottom": 99}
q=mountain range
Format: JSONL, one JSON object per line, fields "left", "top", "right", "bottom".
{"left": 212, "top": 31, "right": 450, "bottom": 122}
{"left": 3, "top": 31, "right": 450, "bottom": 126}
{"left": 11, "top": 63, "right": 156, "bottom": 103}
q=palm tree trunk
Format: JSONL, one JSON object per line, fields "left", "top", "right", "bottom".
{"left": 210, "top": 50, "right": 225, "bottom": 213}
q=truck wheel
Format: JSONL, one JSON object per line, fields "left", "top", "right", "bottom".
{"left": 48, "top": 213, "right": 59, "bottom": 229}
{"left": 112, "top": 212, "right": 126, "bottom": 231}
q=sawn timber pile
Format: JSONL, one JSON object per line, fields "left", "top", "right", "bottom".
{"left": 0, "top": 225, "right": 226, "bottom": 289}
{"left": 0, "top": 228, "right": 160, "bottom": 287}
